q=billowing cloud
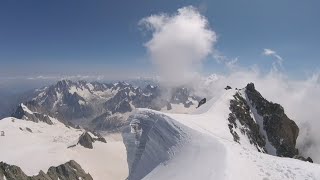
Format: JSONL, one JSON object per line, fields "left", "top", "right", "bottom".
{"left": 140, "top": 6, "right": 216, "bottom": 86}
{"left": 263, "top": 48, "right": 284, "bottom": 71}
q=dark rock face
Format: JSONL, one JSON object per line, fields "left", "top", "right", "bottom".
{"left": 77, "top": 131, "right": 107, "bottom": 149}
{"left": 46, "top": 160, "right": 93, "bottom": 180}
{"left": 15, "top": 80, "right": 97, "bottom": 122}
{"left": 12, "top": 104, "right": 53, "bottom": 125}
{"left": 105, "top": 87, "right": 133, "bottom": 114}
{"left": 11, "top": 105, "right": 25, "bottom": 119}
{"left": 88, "top": 130, "right": 107, "bottom": 143}
{"left": 0, "top": 160, "right": 93, "bottom": 180}
{"left": 245, "top": 83, "right": 299, "bottom": 157}
{"left": 78, "top": 132, "right": 94, "bottom": 149}
{"left": 227, "top": 114, "right": 240, "bottom": 142}
{"left": 228, "top": 93, "right": 267, "bottom": 152}
{"left": 25, "top": 127, "right": 32, "bottom": 133}
{"left": 293, "top": 155, "right": 313, "bottom": 163}
{"left": 95, "top": 136, "right": 107, "bottom": 143}
{"left": 197, "top": 98, "right": 206, "bottom": 108}
{"left": 225, "top": 86, "right": 232, "bottom": 90}
{"left": 227, "top": 83, "right": 300, "bottom": 158}
{"left": 0, "top": 162, "right": 28, "bottom": 180}
{"left": 60, "top": 92, "right": 94, "bottom": 120}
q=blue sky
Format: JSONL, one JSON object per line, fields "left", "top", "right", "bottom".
{"left": 0, "top": 0, "right": 319, "bottom": 78}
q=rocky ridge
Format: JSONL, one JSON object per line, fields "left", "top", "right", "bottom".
{"left": 227, "top": 83, "right": 302, "bottom": 158}
{"left": 0, "top": 160, "right": 93, "bottom": 180}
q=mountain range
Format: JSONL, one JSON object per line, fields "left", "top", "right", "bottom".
{"left": 10, "top": 79, "right": 201, "bottom": 131}
{"left": 0, "top": 80, "right": 319, "bottom": 180}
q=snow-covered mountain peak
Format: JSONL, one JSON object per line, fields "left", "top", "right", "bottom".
{"left": 123, "top": 83, "right": 319, "bottom": 180}
{"left": 1, "top": 81, "right": 320, "bottom": 180}
{"left": 12, "top": 79, "right": 201, "bottom": 131}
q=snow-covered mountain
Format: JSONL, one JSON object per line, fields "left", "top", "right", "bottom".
{"left": 0, "top": 105, "right": 128, "bottom": 180}
{"left": 123, "top": 83, "right": 320, "bottom": 180}
{"left": 1, "top": 82, "right": 319, "bottom": 180}
{"left": 11, "top": 80, "right": 201, "bottom": 131}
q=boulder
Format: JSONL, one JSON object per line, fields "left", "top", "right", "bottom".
{"left": 26, "top": 127, "right": 32, "bottom": 133}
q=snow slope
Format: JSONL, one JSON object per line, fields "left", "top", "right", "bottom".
{"left": 0, "top": 116, "right": 128, "bottom": 180}
{"left": 126, "top": 89, "right": 320, "bottom": 180}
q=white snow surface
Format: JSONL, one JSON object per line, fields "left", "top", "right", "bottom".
{"left": 20, "top": 103, "right": 34, "bottom": 114}
{"left": 139, "top": 89, "right": 320, "bottom": 180}
{"left": 68, "top": 83, "right": 117, "bottom": 102}
{"left": 2, "top": 88, "right": 320, "bottom": 180}
{"left": 160, "top": 103, "right": 197, "bottom": 114}
{"left": 0, "top": 117, "right": 128, "bottom": 180}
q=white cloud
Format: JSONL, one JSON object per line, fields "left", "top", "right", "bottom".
{"left": 263, "top": 48, "right": 284, "bottom": 71}
{"left": 213, "top": 51, "right": 239, "bottom": 70}
{"left": 140, "top": 6, "right": 216, "bottom": 86}
{"left": 226, "top": 57, "right": 239, "bottom": 69}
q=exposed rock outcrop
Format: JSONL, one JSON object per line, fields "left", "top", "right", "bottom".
{"left": 293, "top": 155, "right": 313, "bottom": 163}
{"left": 245, "top": 83, "right": 299, "bottom": 157}
{"left": 225, "top": 86, "right": 232, "bottom": 90}
{"left": 228, "top": 93, "right": 267, "bottom": 152}
{"left": 0, "top": 162, "right": 28, "bottom": 180}
{"left": 78, "top": 132, "right": 94, "bottom": 149}
{"left": 46, "top": 160, "right": 93, "bottom": 180}
{"left": 77, "top": 131, "right": 107, "bottom": 149}
{"left": 197, "top": 98, "right": 207, "bottom": 108}
{"left": 227, "top": 83, "right": 300, "bottom": 158}
{"left": 12, "top": 104, "right": 53, "bottom": 125}
{"left": 25, "top": 127, "right": 32, "bottom": 133}
{"left": 0, "top": 160, "right": 93, "bottom": 180}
